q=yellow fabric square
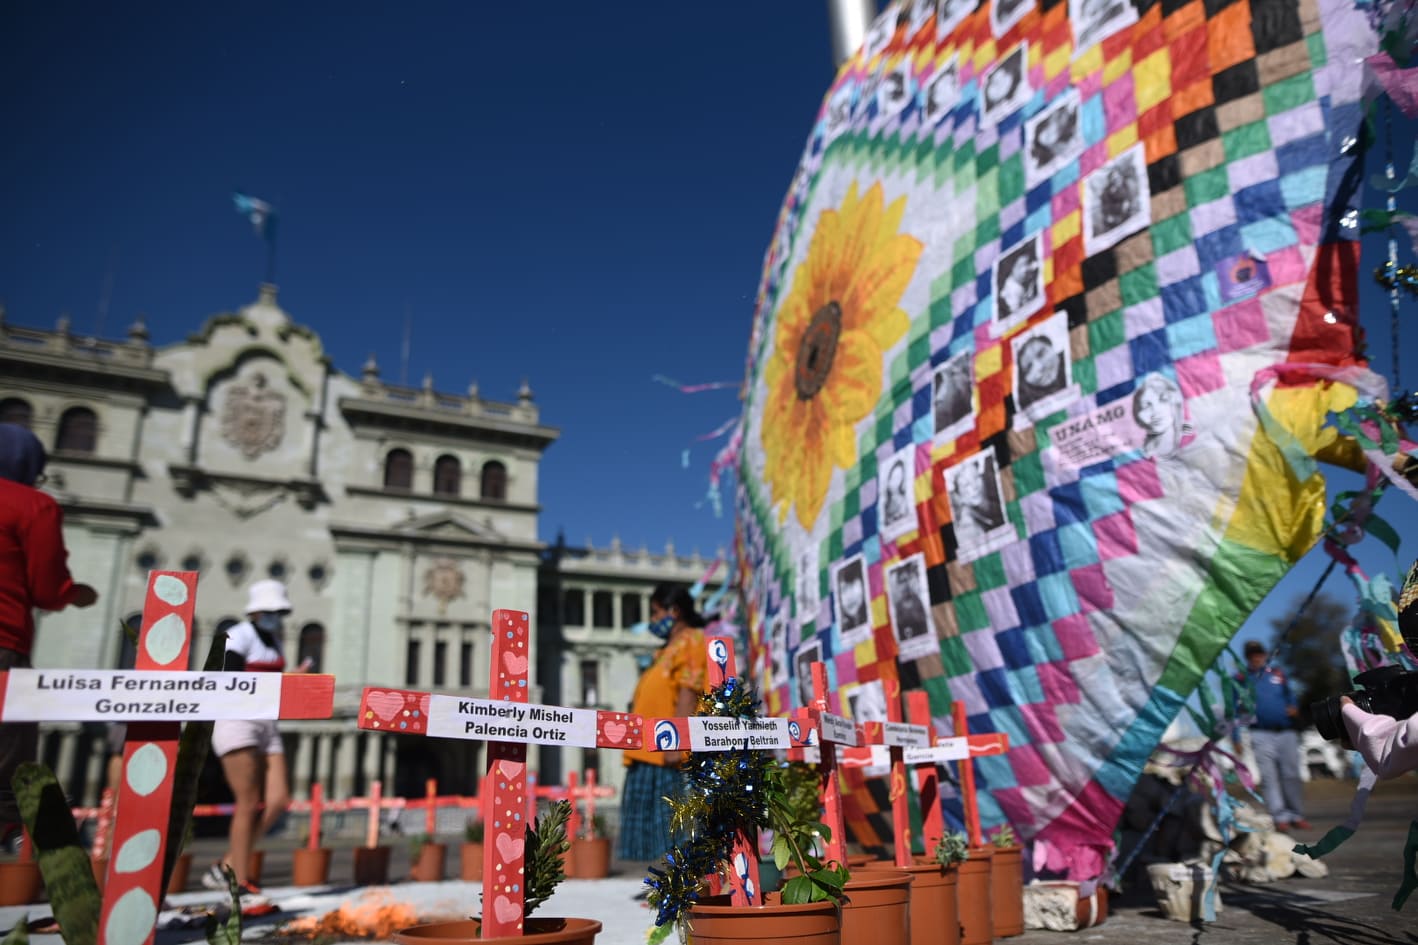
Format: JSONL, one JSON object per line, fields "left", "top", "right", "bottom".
{"left": 1072, "top": 43, "right": 1104, "bottom": 80}
{"left": 1102, "top": 49, "right": 1134, "bottom": 85}
{"left": 1133, "top": 48, "right": 1173, "bottom": 112}
{"left": 1052, "top": 209, "right": 1081, "bottom": 248}
{"left": 1107, "top": 124, "right": 1140, "bottom": 156}
{"left": 1044, "top": 42, "right": 1071, "bottom": 81}
{"left": 976, "top": 343, "right": 1004, "bottom": 377}
{"left": 972, "top": 39, "right": 998, "bottom": 74}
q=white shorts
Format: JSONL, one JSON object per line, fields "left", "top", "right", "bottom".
{"left": 211, "top": 719, "right": 283, "bottom": 757}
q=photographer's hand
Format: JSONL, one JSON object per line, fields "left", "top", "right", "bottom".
{"left": 1341, "top": 699, "right": 1418, "bottom": 780}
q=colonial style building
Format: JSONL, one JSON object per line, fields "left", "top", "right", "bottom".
{"left": 0, "top": 287, "right": 723, "bottom": 815}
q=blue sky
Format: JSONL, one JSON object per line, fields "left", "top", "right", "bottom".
{"left": 1, "top": 2, "right": 1414, "bottom": 644}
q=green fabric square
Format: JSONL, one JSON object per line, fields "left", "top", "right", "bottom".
{"left": 1306, "top": 33, "right": 1327, "bottom": 69}
{"left": 1010, "top": 450, "right": 1045, "bottom": 495}
{"left": 1150, "top": 213, "right": 1192, "bottom": 257}
{"left": 1119, "top": 263, "right": 1158, "bottom": 307}
{"left": 953, "top": 591, "right": 990, "bottom": 633}
{"left": 1183, "top": 166, "right": 1229, "bottom": 207}
{"left": 844, "top": 486, "right": 860, "bottom": 520}
{"left": 1088, "top": 309, "right": 1127, "bottom": 352}
{"left": 977, "top": 142, "right": 999, "bottom": 174}
{"left": 973, "top": 553, "right": 1007, "bottom": 591}
{"left": 940, "top": 634, "right": 972, "bottom": 676}
{"left": 827, "top": 529, "right": 843, "bottom": 562}
{"left": 923, "top": 674, "right": 954, "bottom": 714}
{"left": 908, "top": 333, "right": 932, "bottom": 369}
{"left": 1071, "top": 356, "right": 1097, "bottom": 395}
{"left": 976, "top": 167, "right": 1001, "bottom": 219}
{"left": 1222, "top": 121, "right": 1271, "bottom": 162}
{"left": 998, "top": 155, "right": 1025, "bottom": 206}
{"left": 974, "top": 211, "right": 1001, "bottom": 248}
{"left": 1263, "top": 73, "right": 1314, "bottom": 115}
{"left": 952, "top": 255, "right": 977, "bottom": 289}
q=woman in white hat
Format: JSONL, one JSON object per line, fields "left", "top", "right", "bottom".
{"left": 202, "top": 579, "right": 295, "bottom": 910}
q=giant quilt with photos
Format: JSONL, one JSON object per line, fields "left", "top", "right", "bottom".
{"left": 736, "top": 0, "right": 1385, "bottom": 876}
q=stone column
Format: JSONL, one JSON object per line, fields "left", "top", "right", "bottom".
{"left": 293, "top": 728, "right": 316, "bottom": 798}
{"left": 335, "top": 728, "right": 358, "bottom": 799}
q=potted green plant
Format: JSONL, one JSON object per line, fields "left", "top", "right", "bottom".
{"left": 567, "top": 813, "right": 611, "bottom": 879}
{"left": 645, "top": 676, "right": 848, "bottom": 945}
{"left": 410, "top": 832, "right": 447, "bottom": 882}
{"left": 461, "top": 819, "right": 485, "bottom": 882}
{"left": 988, "top": 825, "right": 1024, "bottom": 938}
{"left": 392, "top": 800, "right": 600, "bottom": 944}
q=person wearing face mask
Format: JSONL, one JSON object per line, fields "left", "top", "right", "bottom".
{"left": 202, "top": 579, "right": 295, "bottom": 912}
{"left": 618, "top": 583, "right": 707, "bottom": 867}
{"left": 0, "top": 423, "right": 98, "bottom": 843}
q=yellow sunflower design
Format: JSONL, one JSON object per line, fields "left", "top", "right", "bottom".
{"left": 761, "top": 181, "right": 923, "bottom": 529}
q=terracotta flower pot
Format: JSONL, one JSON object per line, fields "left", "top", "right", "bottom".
{"left": 391, "top": 917, "right": 602, "bottom": 945}
{"left": 411, "top": 842, "right": 447, "bottom": 882}
{"left": 688, "top": 896, "right": 840, "bottom": 945}
{"left": 459, "top": 842, "right": 483, "bottom": 881}
{"left": 0, "top": 861, "right": 43, "bottom": 906}
{"left": 567, "top": 837, "right": 611, "bottom": 879}
{"left": 292, "top": 847, "right": 333, "bottom": 886}
{"left": 864, "top": 859, "right": 960, "bottom": 945}
{"left": 247, "top": 850, "right": 265, "bottom": 887}
{"left": 353, "top": 844, "right": 391, "bottom": 885}
{"left": 956, "top": 848, "right": 994, "bottom": 945}
{"left": 841, "top": 869, "right": 912, "bottom": 945}
{"left": 167, "top": 851, "right": 194, "bottom": 894}
{"left": 989, "top": 846, "right": 1024, "bottom": 937}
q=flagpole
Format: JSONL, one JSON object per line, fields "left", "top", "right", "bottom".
{"left": 265, "top": 219, "right": 278, "bottom": 286}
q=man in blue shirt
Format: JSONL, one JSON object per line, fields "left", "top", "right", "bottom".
{"left": 1240, "top": 640, "right": 1310, "bottom": 831}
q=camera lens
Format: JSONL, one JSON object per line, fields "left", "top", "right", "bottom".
{"left": 1311, "top": 695, "right": 1346, "bottom": 742}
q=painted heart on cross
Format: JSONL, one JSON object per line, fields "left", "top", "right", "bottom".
{"left": 502, "top": 651, "right": 528, "bottom": 676}
{"left": 497, "top": 759, "right": 525, "bottom": 779}
{"left": 601, "top": 720, "right": 627, "bottom": 744}
{"left": 492, "top": 896, "right": 521, "bottom": 925}
{"left": 496, "top": 832, "right": 524, "bottom": 862}
{"left": 364, "top": 691, "right": 404, "bottom": 723}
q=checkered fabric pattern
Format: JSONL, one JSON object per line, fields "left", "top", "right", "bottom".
{"left": 737, "top": 0, "right": 1374, "bottom": 871}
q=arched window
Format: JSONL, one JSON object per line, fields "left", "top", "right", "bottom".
{"left": 384, "top": 448, "right": 413, "bottom": 490}
{"left": 621, "top": 593, "right": 642, "bottom": 628}
{"left": 480, "top": 460, "right": 507, "bottom": 500}
{"left": 433, "top": 455, "right": 462, "bottom": 496}
{"left": 55, "top": 406, "right": 97, "bottom": 454}
{"left": 592, "top": 591, "right": 614, "bottom": 628}
{"left": 562, "top": 588, "right": 585, "bottom": 626}
{"left": 0, "top": 398, "right": 33, "bottom": 429}
{"left": 298, "top": 623, "right": 325, "bottom": 673}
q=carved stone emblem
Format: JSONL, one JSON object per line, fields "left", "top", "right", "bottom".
{"left": 423, "top": 557, "right": 466, "bottom": 615}
{"left": 221, "top": 372, "right": 286, "bottom": 459}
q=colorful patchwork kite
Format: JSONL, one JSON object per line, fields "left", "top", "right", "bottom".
{"left": 736, "top": 0, "right": 1390, "bottom": 878}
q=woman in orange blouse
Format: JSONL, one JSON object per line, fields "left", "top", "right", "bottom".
{"left": 618, "top": 584, "right": 706, "bottom": 862}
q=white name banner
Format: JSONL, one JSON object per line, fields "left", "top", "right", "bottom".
{"left": 819, "top": 712, "right": 860, "bottom": 746}
{"left": 686, "top": 716, "right": 791, "bottom": 751}
{"left": 882, "top": 721, "right": 931, "bottom": 747}
{"left": 903, "top": 737, "right": 976, "bottom": 765}
{"left": 2, "top": 669, "right": 281, "bottom": 721}
{"left": 424, "top": 695, "right": 599, "bottom": 747}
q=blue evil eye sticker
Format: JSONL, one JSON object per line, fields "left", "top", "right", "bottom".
{"left": 654, "top": 720, "right": 680, "bottom": 751}
{"left": 788, "top": 721, "right": 801, "bottom": 742}
{"left": 709, "top": 639, "right": 729, "bottom": 670}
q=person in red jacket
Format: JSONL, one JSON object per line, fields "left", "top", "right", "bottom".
{"left": 0, "top": 423, "right": 98, "bottom": 835}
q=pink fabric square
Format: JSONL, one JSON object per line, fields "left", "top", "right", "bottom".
{"left": 1102, "top": 73, "right": 1137, "bottom": 128}
{"left": 1291, "top": 205, "right": 1322, "bottom": 247}
{"left": 1266, "top": 245, "right": 1306, "bottom": 287}
{"left": 1052, "top": 612, "right": 1100, "bottom": 659}
{"left": 1079, "top": 140, "right": 1109, "bottom": 177}
{"left": 1008, "top": 743, "right": 1054, "bottom": 787}
{"left": 1069, "top": 563, "right": 1115, "bottom": 613}
{"left": 1176, "top": 351, "right": 1225, "bottom": 396}
{"left": 1034, "top": 665, "right": 1081, "bottom": 711}
{"left": 1116, "top": 459, "right": 1164, "bottom": 502}
{"left": 994, "top": 787, "right": 1035, "bottom": 828}
{"left": 1092, "top": 510, "right": 1138, "bottom": 559}
{"left": 1052, "top": 183, "right": 1081, "bottom": 218}
{"left": 1212, "top": 298, "right": 1269, "bottom": 352}
{"left": 1093, "top": 344, "right": 1134, "bottom": 390}
{"left": 1076, "top": 70, "right": 1104, "bottom": 100}
{"left": 834, "top": 651, "right": 858, "bottom": 686}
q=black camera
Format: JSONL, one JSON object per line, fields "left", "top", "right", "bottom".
{"left": 1311, "top": 665, "right": 1418, "bottom": 743}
